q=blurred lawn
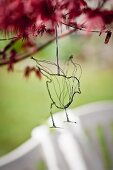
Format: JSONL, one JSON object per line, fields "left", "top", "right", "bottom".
{"left": 0, "top": 35, "right": 113, "bottom": 156}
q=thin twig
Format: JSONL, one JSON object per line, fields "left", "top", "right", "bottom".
{"left": 0, "top": 36, "right": 18, "bottom": 41}
{"left": 62, "top": 22, "right": 108, "bottom": 34}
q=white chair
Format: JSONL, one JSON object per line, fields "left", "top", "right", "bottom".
{"left": 0, "top": 138, "right": 44, "bottom": 170}
{"left": 47, "top": 101, "right": 113, "bottom": 170}
{"left": 66, "top": 101, "right": 113, "bottom": 170}
{"left": 73, "top": 102, "right": 113, "bottom": 170}
{"left": 32, "top": 125, "right": 61, "bottom": 170}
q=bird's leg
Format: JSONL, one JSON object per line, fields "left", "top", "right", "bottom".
{"left": 65, "top": 108, "right": 70, "bottom": 122}
{"left": 64, "top": 108, "right": 76, "bottom": 124}
{"left": 50, "top": 103, "right": 62, "bottom": 128}
{"left": 50, "top": 103, "right": 57, "bottom": 128}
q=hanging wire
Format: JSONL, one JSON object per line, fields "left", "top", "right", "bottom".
{"left": 55, "top": 25, "right": 60, "bottom": 75}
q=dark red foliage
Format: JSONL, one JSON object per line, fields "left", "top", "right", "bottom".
{"left": 0, "top": 0, "right": 61, "bottom": 37}
{"left": 24, "top": 66, "right": 31, "bottom": 77}
{"left": 24, "top": 66, "right": 42, "bottom": 79}
{"left": 1, "top": 0, "right": 113, "bottom": 37}
{"left": 104, "top": 31, "right": 112, "bottom": 44}
{"left": 35, "top": 69, "right": 42, "bottom": 79}
{"left": 83, "top": 8, "right": 113, "bottom": 25}
{"left": 60, "top": 0, "right": 87, "bottom": 19}
{"left": 101, "top": 10, "right": 113, "bottom": 24}
{"left": 0, "top": 0, "right": 113, "bottom": 75}
{"left": 0, "top": 0, "right": 81, "bottom": 36}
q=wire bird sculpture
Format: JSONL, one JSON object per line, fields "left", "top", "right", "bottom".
{"left": 32, "top": 56, "right": 82, "bottom": 128}
{"left": 32, "top": 26, "right": 81, "bottom": 128}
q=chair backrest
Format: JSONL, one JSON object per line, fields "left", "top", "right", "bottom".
{"left": 32, "top": 124, "right": 89, "bottom": 170}
{"left": 71, "top": 101, "right": 113, "bottom": 170}
{"left": 32, "top": 125, "right": 61, "bottom": 170}
{"left": 0, "top": 138, "right": 43, "bottom": 170}
{"left": 47, "top": 101, "right": 113, "bottom": 170}
{"left": 47, "top": 109, "right": 96, "bottom": 170}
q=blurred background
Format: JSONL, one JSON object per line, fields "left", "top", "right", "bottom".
{"left": 0, "top": 31, "right": 113, "bottom": 157}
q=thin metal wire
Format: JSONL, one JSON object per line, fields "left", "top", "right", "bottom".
{"left": 55, "top": 25, "right": 60, "bottom": 75}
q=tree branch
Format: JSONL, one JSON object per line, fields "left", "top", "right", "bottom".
{"left": 0, "top": 29, "right": 76, "bottom": 66}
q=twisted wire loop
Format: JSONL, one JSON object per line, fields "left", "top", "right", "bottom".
{"left": 32, "top": 56, "right": 82, "bottom": 128}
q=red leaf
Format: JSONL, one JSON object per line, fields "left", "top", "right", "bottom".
{"left": 104, "top": 31, "right": 112, "bottom": 44}
{"left": 35, "top": 69, "right": 42, "bottom": 79}
{"left": 24, "top": 66, "right": 31, "bottom": 78}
